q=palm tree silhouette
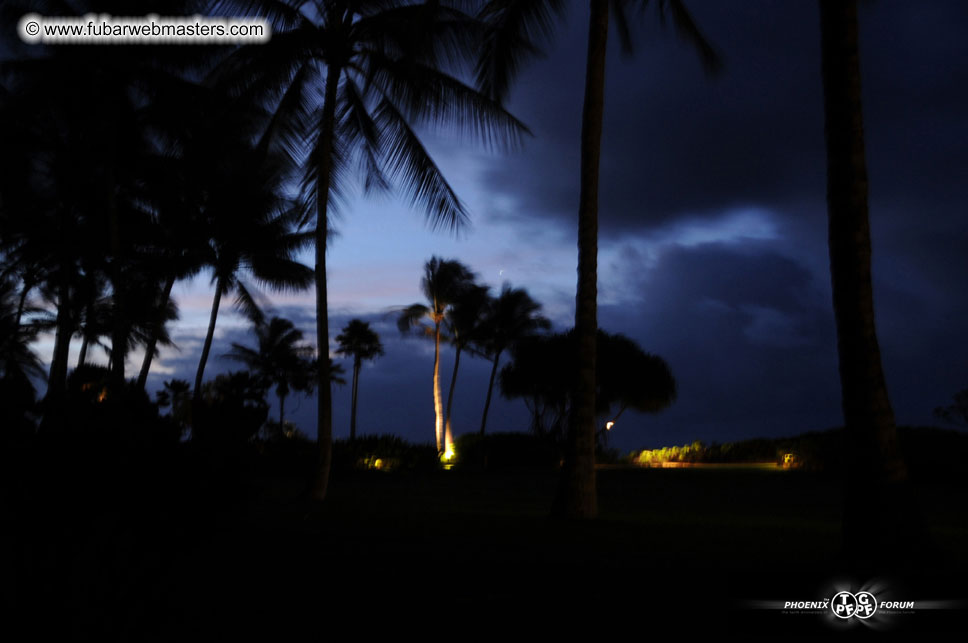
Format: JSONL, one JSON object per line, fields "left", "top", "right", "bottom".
{"left": 0, "top": 275, "right": 46, "bottom": 408}
{"left": 442, "top": 283, "right": 490, "bottom": 447}
{"left": 475, "top": 284, "right": 550, "bottom": 436}
{"left": 226, "top": 316, "right": 317, "bottom": 429}
{"left": 190, "top": 148, "right": 314, "bottom": 399}
{"left": 1, "top": 4, "right": 218, "bottom": 397}
{"left": 212, "top": 0, "right": 527, "bottom": 499}
{"left": 398, "top": 257, "right": 476, "bottom": 456}
{"left": 819, "top": 0, "right": 912, "bottom": 567}
{"left": 335, "top": 319, "right": 385, "bottom": 442}
{"left": 477, "top": 0, "right": 720, "bottom": 517}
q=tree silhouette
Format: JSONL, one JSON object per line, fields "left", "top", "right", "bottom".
{"left": 226, "top": 316, "right": 317, "bottom": 429}
{"left": 0, "top": 275, "right": 46, "bottom": 425}
{"left": 397, "top": 257, "right": 476, "bottom": 456}
{"left": 335, "top": 319, "right": 385, "bottom": 441}
{"left": 190, "top": 147, "right": 314, "bottom": 399}
{"left": 443, "top": 283, "right": 490, "bottom": 446}
{"left": 475, "top": 283, "right": 549, "bottom": 435}
{"left": 477, "top": 0, "right": 720, "bottom": 517}
{"left": 211, "top": 0, "right": 526, "bottom": 500}
{"left": 819, "top": 0, "right": 915, "bottom": 568}
{"left": 934, "top": 388, "right": 968, "bottom": 428}
{"left": 500, "top": 329, "right": 676, "bottom": 443}
{"left": 1, "top": 2, "right": 221, "bottom": 401}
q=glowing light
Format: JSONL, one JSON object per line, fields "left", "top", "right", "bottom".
{"left": 373, "top": 458, "right": 383, "bottom": 470}
{"left": 605, "top": 421, "right": 615, "bottom": 431}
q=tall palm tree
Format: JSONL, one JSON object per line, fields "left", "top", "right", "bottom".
{"left": 475, "top": 283, "right": 549, "bottom": 435}
{"left": 191, "top": 196, "right": 314, "bottom": 399}
{"left": 477, "top": 0, "right": 720, "bottom": 518}
{"left": 212, "top": 0, "right": 526, "bottom": 499}
{"left": 335, "top": 319, "right": 384, "bottom": 441}
{"left": 397, "top": 257, "right": 476, "bottom": 456}
{"left": 226, "top": 315, "right": 317, "bottom": 428}
{"left": 819, "top": 0, "right": 911, "bottom": 567}
{"left": 443, "top": 283, "right": 490, "bottom": 446}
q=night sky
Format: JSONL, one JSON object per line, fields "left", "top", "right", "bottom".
{"left": 40, "top": 1, "right": 968, "bottom": 453}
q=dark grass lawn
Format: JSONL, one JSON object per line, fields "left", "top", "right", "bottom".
{"left": 6, "top": 461, "right": 967, "bottom": 638}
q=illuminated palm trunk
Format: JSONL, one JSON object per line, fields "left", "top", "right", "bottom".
{"left": 433, "top": 319, "right": 444, "bottom": 453}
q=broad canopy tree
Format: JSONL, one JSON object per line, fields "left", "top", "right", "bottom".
{"left": 500, "top": 329, "right": 676, "bottom": 444}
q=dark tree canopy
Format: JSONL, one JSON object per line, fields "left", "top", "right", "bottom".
{"left": 500, "top": 328, "right": 676, "bottom": 437}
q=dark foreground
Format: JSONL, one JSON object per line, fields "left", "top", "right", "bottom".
{"left": 5, "top": 454, "right": 967, "bottom": 638}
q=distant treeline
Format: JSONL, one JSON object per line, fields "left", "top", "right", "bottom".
{"left": 629, "top": 427, "right": 968, "bottom": 482}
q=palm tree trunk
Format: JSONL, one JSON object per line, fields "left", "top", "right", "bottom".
{"left": 554, "top": 0, "right": 607, "bottom": 519}
{"left": 350, "top": 356, "right": 361, "bottom": 441}
{"left": 444, "top": 344, "right": 462, "bottom": 456}
{"left": 194, "top": 278, "right": 224, "bottom": 398}
{"left": 107, "top": 170, "right": 126, "bottom": 387}
{"left": 77, "top": 335, "right": 89, "bottom": 367}
{"left": 137, "top": 273, "right": 176, "bottom": 390}
{"left": 310, "top": 63, "right": 341, "bottom": 501}
{"left": 46, "top": 266, "right": 73, "bottom": 404}
{"left": 433, "top": 320, "right": 444, "bottom": 453}
{"left": 479, "top": 351, "right": 502, "bottom": 436}
{"left": 820, "top": 0, "right": 915, "bottom": 570}
{"left": 279, "top": 391, "right": 286, "bottom": 427}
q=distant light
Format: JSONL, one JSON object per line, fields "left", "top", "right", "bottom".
{"left": 605, "top": 421, "right": 615, "bottom": 431}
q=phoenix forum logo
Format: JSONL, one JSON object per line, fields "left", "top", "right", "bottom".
{"left": 830, "top": 590, "right": 878, "bottom": 619}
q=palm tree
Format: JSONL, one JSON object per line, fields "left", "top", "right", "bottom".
{"left": 0, "top": 276, "right": 46, "bottom": 406}
{"left": 212, "top": 0, "right": 526, "bottom": 499}
{"left": 225, "top": 315, "right": 317, "bottom": 429}
{"left": 443, "top": 283, "right": 490, "bottom": 446}
{"left": 335, "top": 319, "right": 384, "bottom": 441}
{"left": 477, "top": 0, "right": 720, "bottom": 518}
{"left": 476, "top": 283, "right": 549, "bottom": 435}
{"left": 397, "top": 257, "right": 476, "bottom": 456}
{"left": 190, "top": 146, "right": 315, "bottom": 399}
{"left": 819, "top": 0, "right": 911, "bottom": 567}
{"left": 1, "top": 1, "right": 219, "bottom": 396}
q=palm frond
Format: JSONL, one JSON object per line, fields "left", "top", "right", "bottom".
{"left": 361, "top": 48, "right": 530, "bottom": 150}
{"left": 475, "top": 0, "right": 568, "bottom": 102}
{"left": 234, "top": 280, "right": 267, "bottom": 327}
{"left": 396, "top": 303, "right": 432, "bottom": 334}
{"left": 650, "top": 0, "right": 723, "bottom": 75}
{"left": 372, "top": 97, "right": 468, "bottom": 232}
